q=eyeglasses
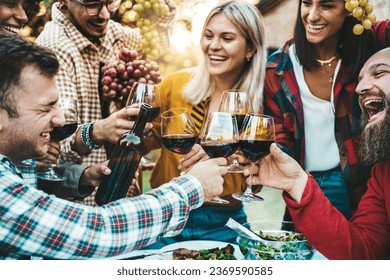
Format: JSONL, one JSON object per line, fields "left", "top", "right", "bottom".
{"left": 73, "top": 0, "right": 121, "bottom": 16}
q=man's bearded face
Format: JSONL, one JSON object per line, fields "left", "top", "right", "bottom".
{"left": 359, "top": 92, "right": 390, "bottom": 164}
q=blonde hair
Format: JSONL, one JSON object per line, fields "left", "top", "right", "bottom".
{"left": 183, "top": 0, "right": 267, "bottom": 113}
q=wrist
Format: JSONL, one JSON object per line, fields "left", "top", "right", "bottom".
{"left": 81, "top": 122, "right": 103, "bottom": 150}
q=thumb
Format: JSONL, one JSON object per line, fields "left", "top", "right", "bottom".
{"left": 270, "top": 143, "right": 289, "bottom": 163}
{"left": 100, "top": 164, "right": 111, "bottom": 175}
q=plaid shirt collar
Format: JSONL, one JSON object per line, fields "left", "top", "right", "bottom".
{"left": 0, "top": 155, "right": 21, "bottom": 177}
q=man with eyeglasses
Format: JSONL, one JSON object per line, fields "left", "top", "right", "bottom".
{"left": 35, "top": 0, "right": 174, "bottom": 206}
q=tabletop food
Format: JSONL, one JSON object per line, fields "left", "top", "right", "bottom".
{"left": 173, "top": 244, "right": 237, "bottom": 260}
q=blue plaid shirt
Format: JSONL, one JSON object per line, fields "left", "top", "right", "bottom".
{"left": 0, "top": 155, "right": 203, "bottom": 259}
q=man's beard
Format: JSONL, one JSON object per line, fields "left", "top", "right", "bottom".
{"left": 360, "top": 106, "right": 390, "bottom": 165}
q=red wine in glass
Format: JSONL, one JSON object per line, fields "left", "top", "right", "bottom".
{"left": 161, "top": 108, "right": 198, "bottom": 175}
{"left": 201, "top": 141, "right": 239, "bottom": 158}
{"left": 50, "top": 122, "right": 78, "bottom": 142}
{"left": 238, "top": 139, "right": 273, "bottom": 162}
{"left": 233, "top": 114, "right": 276, "bottom": 203}
{"left": 200, "top": 112, "right": 239, "bottom": 204}
{"left": 218, "top": 90, "right": 253, "bottom": 173}
{"left": 162, "top": 134, "right": 198, "bottom": 155}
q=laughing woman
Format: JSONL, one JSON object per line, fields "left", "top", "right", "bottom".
{"left": 144, "top": 0, "right": 267, "bottom": 248}
{"left": 263, "top": 0, "right": 389, "bottom": 219}
{"left": 0, "top": 0, "right": 39, "bottom": 33}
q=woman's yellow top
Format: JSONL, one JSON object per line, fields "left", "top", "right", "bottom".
{"left": 146, "top": 68, "right": 245, "bottom": 206}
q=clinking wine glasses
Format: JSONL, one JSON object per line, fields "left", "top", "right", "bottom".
{"left": 161, "top": 108, "right": 198, "bottom": 174}
{"left": 200, "top": 112, "right": 239, "bottom": 204}
{"left": 232, "top": 114, "right": 276, "bottom": 203}
{"left": 218, "top": 89, "right": 253, "bottom": 173}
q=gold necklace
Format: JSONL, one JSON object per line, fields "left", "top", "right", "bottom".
{"left": 316, "top": 55, "right": 338, "bottom": 67}
{"left": 316, "top": 56, "right": 338, "bottom": 83}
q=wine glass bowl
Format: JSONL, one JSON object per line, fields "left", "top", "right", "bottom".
{"left": 232, "top": 114, "right": 276, "bottom": 203}
{"left": 37, "top": 97, "right": 78, "bottom": 181}
{"left": 200, "top": 112, "right": 239, "bottom": 204}
{"left": 161, "top": 108, "right": 198, "bottom": 155}
{"left": 126, "top": 82, "right": 161, "bottom": 122}
{"left": 218, "top": 89, "right": 253, "bottom": 173}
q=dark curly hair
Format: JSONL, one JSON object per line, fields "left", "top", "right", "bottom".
{"left": 24, "top": 0, "right": 41, "bottom": 24}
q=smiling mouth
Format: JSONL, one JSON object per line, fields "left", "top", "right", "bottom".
{"left": 1, "top": 25, "right": 21, "bottom": 34}
{"left": 361, "top": 95, "right": 387, "bottom": 125}
{"left": 209, "top": 55, "right": 228, "bottom": 63}
{"left": 307, "top": 23, "right": 326, "bottom": 32}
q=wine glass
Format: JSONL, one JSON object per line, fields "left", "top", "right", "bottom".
{"left": 199, "top": 112, "right": 239, "bottom": 204}
{"left": 126, "top": 82, "right": 161, "bottom": 122}
{"left": 218, "top": 89, "right": 253, "bottom": 173}
{"left": 126, "top": 82, "right": 161, "bottom": 166}
{"left": 37, "top": 97, "right": 78, "bottom": 181}
{"left": 232, "top": 114, "right": 276, "bottom": 203}
{"left": 161, "top": 108, "right": 198, "bottom": 175}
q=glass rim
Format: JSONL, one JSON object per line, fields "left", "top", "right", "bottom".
{"left": 161, "top": 108, "right": 188, "bottom": 118}
{"left": 245, "top": 113, "right": 274, "bottom": 119}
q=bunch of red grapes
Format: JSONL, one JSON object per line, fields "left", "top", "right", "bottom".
{"left": 101, "top": 48, "right": 162, "bottom": 109}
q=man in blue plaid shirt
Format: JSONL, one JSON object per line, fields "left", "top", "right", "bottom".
{"left": 0, "top": 33, "right": 227, "bottom": 260}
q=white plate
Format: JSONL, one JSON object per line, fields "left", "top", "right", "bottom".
{"left": 160, "top": 240, "right": 244, "bottom": 260}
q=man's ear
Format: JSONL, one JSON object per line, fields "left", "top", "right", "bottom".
{"left": 0, "top": 108, "right": 9, "bottom": 131}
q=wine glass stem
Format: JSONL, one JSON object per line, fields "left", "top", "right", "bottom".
{"left": 245, "top": 163, "right": 256, "bottom": 197}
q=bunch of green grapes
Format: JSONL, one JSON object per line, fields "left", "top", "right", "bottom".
{"left": 344, "top": 0, "right": 376, "bottom": 35}
{"left": 132, "top": 0, "right": 174, "bottom": 61}
{"left": 101, "top": 48, "right": 162, "bottom": 109}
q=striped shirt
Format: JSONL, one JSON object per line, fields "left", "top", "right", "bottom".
{"left": 0, "top": 154, "right": 203, "bottom": 260}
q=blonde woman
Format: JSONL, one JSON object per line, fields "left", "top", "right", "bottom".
{"left": 145, "top": 0, "right": 267, "bottom": 248}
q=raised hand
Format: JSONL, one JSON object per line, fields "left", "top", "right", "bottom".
{"left": 187, "top": 157, "right": 228, "bottom": 202}
{"left": 239, "top": 143, "right": 308, "bottom": 202}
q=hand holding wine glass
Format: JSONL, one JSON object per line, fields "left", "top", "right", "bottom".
{"left": 218, "top": 89, "right": 253, "bottom": 173}
{"left": 232, "top": 114, "right": 276, "bottom": 203}
{"left": 37, "top": 97, "right": 78, "bottom": 181}
{"left": 126, "top": 82, "right": 161, "bottom": 166}
{"left": 199, "top": 112, "right": 239, "bottom": 204}
{"left": 161, "top": 108, "right": 198, "bottom": 174}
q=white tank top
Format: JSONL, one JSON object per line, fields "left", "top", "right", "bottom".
{"left": 289, "top": 44, "right": 340, "bottom": 172}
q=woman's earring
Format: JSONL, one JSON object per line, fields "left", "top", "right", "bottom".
{"left": 246, "top": 57, "right": 251, "bottom": 62}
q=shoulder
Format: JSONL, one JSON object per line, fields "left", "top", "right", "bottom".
{"left": 36, "top": 22, "right": 75, "bottom": 54}
{"left": 162, "top": 68, "right": 194, "bottom": 83}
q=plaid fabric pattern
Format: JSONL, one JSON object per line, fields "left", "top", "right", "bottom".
{"left": 36, "top": 3, "right": 142, "bottom": 205}
{"left": 263, "top": 21, "right": 389, "bottom": 210}
{"left": 0, "top": 154, "right": 203, "bottom": 260}
{"left": 17, "top": 159, "right": 37, "bottom": 189}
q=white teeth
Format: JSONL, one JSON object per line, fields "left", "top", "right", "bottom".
{"left": 364, "top": 100, "right": 382, "bottom": 106}
{"left": 308, "top": 24, "right": 325, "bottom": 30}
{"left": 2, "top": 25, "right": 21, "bottom": 34}
{"left": 209, "top": 55, "right": 227, "bottom": 61}
{"left": 40, "top": 132, "right": 49, "bottom": 137}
